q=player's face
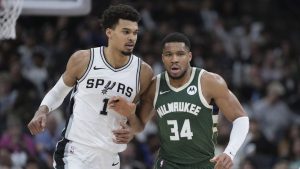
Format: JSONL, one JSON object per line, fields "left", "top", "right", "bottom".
{"left": 107, "top": 19, "right": 139, "bottom": 56}
{"left": 162, "top": 42, "right": 192, "bottom": 79}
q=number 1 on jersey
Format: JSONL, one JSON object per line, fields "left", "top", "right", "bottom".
{"left": 100, "top": 98, "right": 109, "bottom": 115}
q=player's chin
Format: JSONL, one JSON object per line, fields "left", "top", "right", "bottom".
{"left": 168, "top": 72, "right": 181, "bottom": 79}
{"left": 121, "top": 50, "right": 132, "bottom": 56}
{"left": 168, "top": 70, "right": 182, "bottom": 79}
{"left": 124, "top": 45, "right": 134, "bottom": 52}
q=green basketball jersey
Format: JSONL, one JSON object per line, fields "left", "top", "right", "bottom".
{"left": 154, "top": 67, "right": 218, "bottom": 164}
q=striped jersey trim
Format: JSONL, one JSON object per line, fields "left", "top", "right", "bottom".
{"left": 53, "top": 83, "right": 78, "bottom": 168}
{"left": 64, "top": 83, "right": 78, "bottom": 138}
{"left": 153, "top": 74, "right": 161, "bottom": 107}
{"left": 198, "top": 69, "right": 213, "bottom": 109}
{"left": 78, "top": 48, "right": 94, "bottom": 83}
{"left": 53, "top": 137, "right": 69, "bottom": 169}
{"left": 165, "top": 67, "right": 196, "bottom": 92}
{"left": 136, "top": 58, "right": 141, "bottom": 95}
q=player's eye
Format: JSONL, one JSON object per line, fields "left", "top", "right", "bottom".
{"left": 177, "top": 52, "right": 186, "bottom": 56}
{"left": 133, "top": 31, "right": 138, "bottom": 35}
{"left": 163, "top": 53, "right": 172, "bottom": 57}
{"left": 122, "top": 30, "right": 130, "bottom": 34}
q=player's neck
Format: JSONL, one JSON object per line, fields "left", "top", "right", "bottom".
{"left": 169, "top": 67, "right": 192, "bottom": 88}
{"left": 104, "top": 47, "right": 130, "bottom": 69}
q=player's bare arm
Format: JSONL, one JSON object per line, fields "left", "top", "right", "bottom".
{"left": 109, "top": 61, "right": 154, "bottom": 133}
{"left": 63, "top": 49, "right": 91, "bottom": 86}
{"left": 111, "top": 80, "right": 156, "bottom": 145}
{"left": 27, "top": 50, "right": 90, "bottom": 135}
{"left": 201, "top": 71, "right": 247, "bottom": 121}
{"left": 137, "top": 76, "right": 156, "bottom": 131}
{"left": 202, "top": 71, "right": 249, "bottom": 169}
{"left": 130, "top": 61, "right": 156, "bottom": 131}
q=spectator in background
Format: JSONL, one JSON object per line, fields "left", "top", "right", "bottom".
{"left": 9, "top": 59, "right": 39, "bottom": 125}
{"left": 251, "top": 81, "right": 299, "bottom": 144}
{"left": 239, "top": 157, "right": 257, "bottom": 169}
{"left": 23, "top": 50, "right": 48, "bottom": 98}
{"left": 0, "top": 115, "right": 36, "bottom": 169}
{"left": 233, "top": 118, "right": 276, "bottom": 169}
{"left": 0, "top": 148, "right": 12, "bottom": 169}
{"left": 0, "top": 73, "right": 16, "bottom": 113}
{"left": 0, "top": 73, "right": 17, "bottom": 133}
{"left": 289, "top": 137, "right": 300, "bottom": 169}
{"left": 273, "top": 160, "right": 289, "bottom": 169}
{"left": 18, "top": 31, "right": 38, "bottom": 71}
{"left": 24, "top": 157, "right": 41, "bottom": 169}
{"left": 119, "top": 142, "right": 147, "bottom": 169}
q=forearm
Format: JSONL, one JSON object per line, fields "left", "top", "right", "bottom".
{"left": 223, "top": 116, "right": 249, "bottom": 159}
{"left": 127, "top": 114, "right": 146, "bottom": 133}
{"left": 40, "top": 77, "right": 73, "bottom": 112}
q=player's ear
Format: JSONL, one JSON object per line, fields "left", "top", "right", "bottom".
{"left": 106, "top": 28, "right": 112, "bottom": 38}
{"left": 188, "top": 51, "right": 192, "bottom": 62}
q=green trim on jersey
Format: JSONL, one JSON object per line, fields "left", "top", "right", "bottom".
{"left": 154, "top": 67, "right": 218, "bottom": 165}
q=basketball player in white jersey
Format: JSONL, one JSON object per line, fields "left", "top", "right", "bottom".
{"left": 27, "top": 4, "right": 153, "bottom": 169}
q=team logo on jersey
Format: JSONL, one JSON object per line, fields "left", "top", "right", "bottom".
{"left": 86, "top": 78, "right": 133, "bottom": 97}
{"left": 159, "top": 90, "right": 170, "bottom": 95}
{"left": 112, "top": 162, "right": 119, "bottom": 166}
{"left": 187, "top": 85, "right": 197, "bottom": 95}
{"left": 102, "top": 81, "right": 116, "bottom": 94}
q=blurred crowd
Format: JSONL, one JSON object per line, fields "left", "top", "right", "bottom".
{"left": 0, "top": 0, "right": 300, "bottom": 169}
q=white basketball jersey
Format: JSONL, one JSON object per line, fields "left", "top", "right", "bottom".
{"left": 64, "top": 46, "right": 141, "bottom": 153}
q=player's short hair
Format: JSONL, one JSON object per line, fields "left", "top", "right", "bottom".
{"left": 161, "top": 32, "right": 191, "bottom": 51}
{"left": 101, "top": 4, "right": 140, "bottom": 29}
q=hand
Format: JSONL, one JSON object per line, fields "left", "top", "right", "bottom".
{"left": 112, "top": 122, "right": 134, "bottom": 144}
{"left": 210, "top": 153, "right": 233, "bottom": 169}
{"left": 108, "top": 96, "right": 136, "bottom": 117}
{"left": 27, "top": 106, "right": 48, "bottom": 135}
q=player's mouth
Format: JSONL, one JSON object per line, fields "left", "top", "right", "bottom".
{"left": 170, "top": 66, "right": 180, "bottom": 74}
{"left": 125, "top": 43, "right": 134, "bottom": 50}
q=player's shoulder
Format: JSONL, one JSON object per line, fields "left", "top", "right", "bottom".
{"left": 138, "top": 60, "right": 154, "bottom": 95}
{"left": 66, "top": 49, "right": 91, "bottom": 79}
{"left": 140, "top": 60, "right": 152, "bottom": 72}
{"left": 69, "top": 49, "right": 90, "bottom": 64}
{"left": 140, "top": 60, "right": 154, "bottom": 78}
{"left": 201, "top": 70, "right": 228, "bottom": 93}
{"left": 201, "top": 70, "right": 226, "bottom": 85}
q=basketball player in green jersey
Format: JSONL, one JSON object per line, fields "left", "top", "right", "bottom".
{"left": 110, "top": 32, "right": 249, "bottom": 169}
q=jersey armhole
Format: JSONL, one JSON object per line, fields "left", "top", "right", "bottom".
{"left": 136, "top": 58, "right": 142, "bottom": 96}
{"left": 77, "top": 48, "right": 94, "bottom": 83}
{"left": 153, "top": 74, "right": 161, "bottom": 107}
{"left": 198, "top": 69, "right": 213, "bottom": 109}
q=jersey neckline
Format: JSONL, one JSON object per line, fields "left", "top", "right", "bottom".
{"left": 100, "top": 46, "right": 133, "bottom": 72}
{"left": 165, "top": 67, "right": 196, "bottom": 92}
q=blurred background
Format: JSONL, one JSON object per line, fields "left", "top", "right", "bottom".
{"left": 1, "top": 0, "right": 300, "bottom": 169}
